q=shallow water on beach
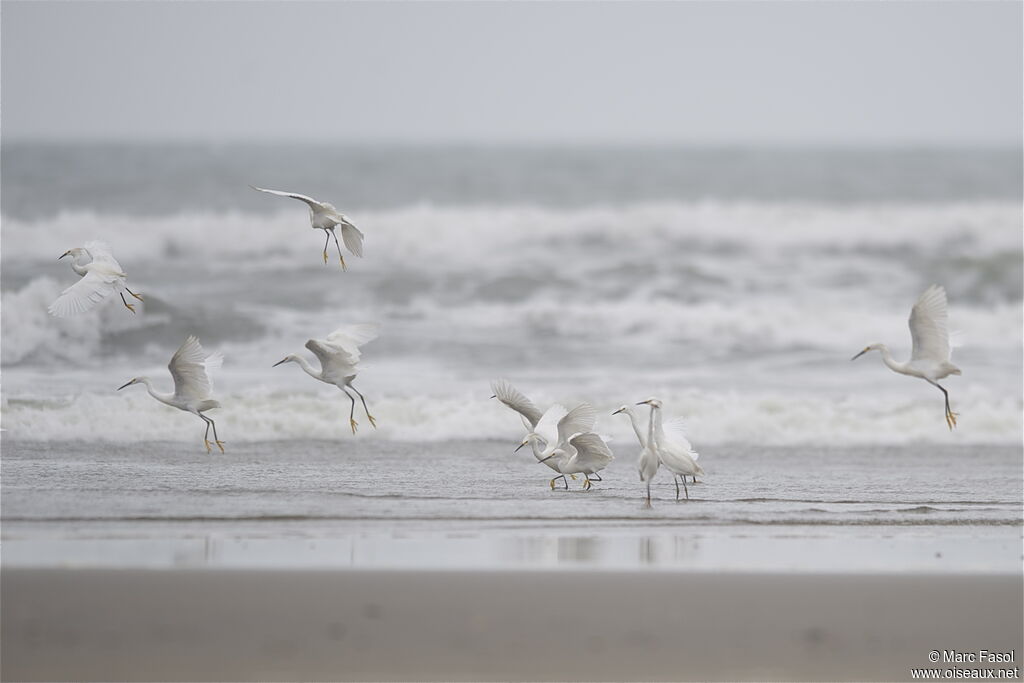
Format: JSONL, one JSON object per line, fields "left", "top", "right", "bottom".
{"left": 3, "top": 439, "right": 1020, "bottom": 572}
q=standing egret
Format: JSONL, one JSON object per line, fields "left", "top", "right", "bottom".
{"left": 537, "top": 432, "right": 614, "bottom": 490}
{"left": 250, "top": 186, "right": 364, "bottom": 270}
{"left": 614, "top": 404, "right": 660, "bottom": 506}
{"left": 515, "top": 402, "right": 597, "bottom": 489}
{"left": 274, "top": 323, "right": 379, "bottom": 434}
{"left": 117, "top": 335, "right": 225, "bottom": 453}
{"left": 852, "top": 284, "right": 961, "bottom": 430}
{"left": 638, "top": 398, "right": 704, "bottom": 501}
{"left": 49, "top": 241, "right": 143, "bottom": 317}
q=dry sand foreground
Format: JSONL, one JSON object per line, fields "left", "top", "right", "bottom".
{"left": 2, "top": 569, "right": 1020, "bottom": 681}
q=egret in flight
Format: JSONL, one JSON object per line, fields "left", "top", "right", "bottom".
{"left": 118, "top": 335, "right": 225, "bottom": 453}
{"left": 49, "top": 241, "right": 143, "bottom": 316}
{"left": 614, "top": 404, "right": 660, "bottom": 507}
{"left": 537, "top": 431, "right": 614, "bottom": 490}
{"left": 250, "top": 186, "right": 364, "bottom": 270}
{"left": 638, "top": 398, "right": 704, "bottom": 500}
{"left": 852, "top": 284, "right": 961, "bottom": 430}
{"left": 274, "top": 323, "right": 379, "bottom": 434}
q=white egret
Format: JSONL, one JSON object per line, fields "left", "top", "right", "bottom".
{"left": 613, "top": 404, "right": 660, "bottom": 507}
{"left": 514, "top": 401, "right": 597, "bottom": 489}
{"left": 490, "top": 379, "right": 589, "bottom": 487}
{"left": 117, "top": 335, "right": 225, "bottom": 453}
{"left": 537, "top": 432, "right": 614, "bottom": 490}
{"left": 250, "top": 185, "right": 364, "bottom": 270}
{"left": 852, "top": 284, "right": 962, "bottom": 430}
{"left": 638, "top": 398, "right": 704, "bottom": 501}
{"left": 49, "top": 241, "right": 143, "bottom": 317}
{"left": 274, "top": 323, "right": 379, "bottom": 434}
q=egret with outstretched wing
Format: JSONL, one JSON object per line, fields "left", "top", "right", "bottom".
{"left": 251, "top": 185, "right": 364, "bottom": 270}
{"left": 852, "top": 285, "right": 962, "bottom": 430}
{"left": 274, "top": 323, "right": 380, "bottom": 433}
{"left": 50, "top": 241, "right": 143, "bottom": 317}
{"left": 118, "top": 336, "right": 225, "bottom": 453}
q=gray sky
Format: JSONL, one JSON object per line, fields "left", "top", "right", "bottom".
{"left": 2, "top": 1, "right": 1020, "bottom": 145}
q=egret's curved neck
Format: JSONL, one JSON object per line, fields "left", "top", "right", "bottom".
{"left": 877, "top": 344, "right": 908, "bottom": 374}
{"left": 623, "top": 408, "right": 647, "bottom": 447}
{"left": 71, "top": 262, "right": 89, "bottom": 277}
{"left": 138, "top": 377, "right": 175, "bottom": 406}
{"left": 528, "top": 437, "right": 548, "bottom": 463}
{"left": 293, "top": 356, "right": 324, "bottom": 381}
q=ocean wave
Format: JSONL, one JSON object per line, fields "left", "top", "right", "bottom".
{"left": 2, "top": 200, "right": 1020, "bottom": 268}
{"left": 3, "top": 385, "right": 1020, "bottom": 446}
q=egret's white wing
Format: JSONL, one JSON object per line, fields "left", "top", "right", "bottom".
{"left": 490, "top": 379, "right": 544, "bottom": 428}
{"left": 339, "top": 223, "right": 364, "bottom": 257}
{"left": 661, "top": 417, "right": 695, "bottom": 457}
{"left": 325, "top": 323, "right": 379, "bottom": 359}
{"left": 534, "top": 404, "right": 568, "bottom": 446}
{"left": 250, "top": 185, "right": 326, "bottom": 211}
{"left": 48, "top": 268, "right": 124, "bottom": 317}
{"left": 569, "top": 432, "right": 614, "bottom": 464}
{"left": 82, "top": 241, "right": 119, "bottom": 265}
{"left": 556, "top": 402, "right": 597, "bottom": 446}
{"left": 169, "top": 336, "right": 218, "bottom": 401}
{"left": 306, "top": 323, "right": 379, "bottom": 376}
{"left": 909, "top": 285, "right": 951, "bottom": 362}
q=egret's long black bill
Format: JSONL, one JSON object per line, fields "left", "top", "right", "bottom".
{"left": 851, "top": 350, "right": 868, "bottom": 361}
{"left": 514, "top": 443, "right": 526, "bottom": 453}
{"left": 272, "top": 359, "right": 287, "bottom": 367}
{"left": 116, "top": 381, "right": 133, "bottom": 391}
{"left": 537, "top": 454, "right": 556, "bottom": 464}
{"left": 58, "top": 252, "right": 70, "bottom": 259}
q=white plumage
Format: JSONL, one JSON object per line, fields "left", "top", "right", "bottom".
{"left": 852, "top": 284, "right": 962, "bottom": 430}
{"left": 49, "top": 241, "right": 143, "bottom": 317}
{"left": 118, "top": 336, "right": 225, "bottom": 453}
{"left": 274, "top": 323, "right": 380, "bottom": 433}
{"left": 250, "top": 185, "right": 364, "bottom": 269}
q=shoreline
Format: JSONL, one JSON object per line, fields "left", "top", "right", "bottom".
{"left": 3, "top": 568, "right": 1021, "bottom": 681}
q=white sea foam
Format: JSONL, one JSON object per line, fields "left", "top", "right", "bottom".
{"left": 2, "top": 382, "right": 1020, "bottom": 446}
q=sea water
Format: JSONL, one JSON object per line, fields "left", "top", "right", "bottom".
{"left": 2, "top": 144, "right": 1021, "bottom": 570}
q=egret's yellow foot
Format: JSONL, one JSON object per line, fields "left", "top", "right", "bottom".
{"left": 549, "top": 478, "right": 557, "bottom": 490}
{"left": 569, "top": 474, "right": 577, "bottom": 480}
{"left": 123, "top": 302, "right": 136, "bottom": 314}
{"left": 130, "top": 291, "right": 144, "bottom": 302}
{"left": 339, "top": 255, "right": 347, "bottom": 271}
{"left": 583, "top": 479, "right": 592, "bottom": 491}
{"left": 350, "top": 418, "right": 359, "bottom": 434}
{"left": 216, "top": 440, "right": 226, "bottom": 453}
{"left": 323, "top": 250, "right": 329, "bottom": 264}
{"left": 367, "top": 414, "right": 377, "bottom": 429}
{"left": 203, "top": 439, "right": 213, "bottom": 454}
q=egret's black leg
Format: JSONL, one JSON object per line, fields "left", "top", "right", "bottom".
{"left": 322, "top": 230, "right": 331, "bottom": 264}
{"left": 119, "top": 292, "right": 136, "bottom": 313}
{"left": 342, "top": 387, "right": 359, "bottom": 434}
{"left": 349, "top": 384, "right": 376, "bottom": 428}
{"left": 590, "top": 472, "right": 602, "bottom": 481}
{"left": 206, "top": 415, "right": 225, "bottom": 453}
{"left": 645, "top": 480, "right": 652, "bottom": 507}
{"left": 929, "top": 380, "right": 958, "bottom": 430}
{"left": 125, "top": 286, "right": 144, "bottom": 302}
{"left": 331, "top": 228, "right": 346, "bottom": 270}
{"left": 682, "top": 477, "right": 690, "bottom": 500}
{"left": 674, "top": 475, "right": 680, "bottom": 501}
{"left": 201, "top": 415, "right": 212, "bottom": 453}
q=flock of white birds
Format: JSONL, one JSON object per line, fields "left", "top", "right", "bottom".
{"left": 48, "top": 187, "right": 962, "bottom": 503}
